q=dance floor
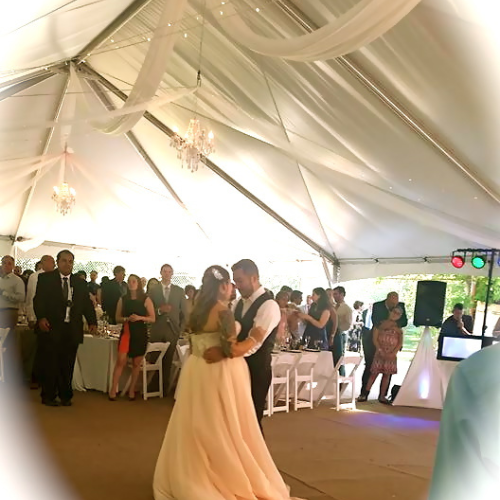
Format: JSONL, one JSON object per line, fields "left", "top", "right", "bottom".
{"left": 23, "top": 390, "right": 440, "bottom": 500}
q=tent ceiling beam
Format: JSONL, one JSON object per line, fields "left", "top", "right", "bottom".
{"left": 79, "top": 63, "right": 338, "bottom": 266}
{"left": 276, "top": 0, "right": 500, "bottom": 205}
{"left": 84, "top": 75, "right": 204, "bottom": 231}
{"left": 75, "top": 0, "right": 154, "bottom": 63}
{"left": 13, "top": 72, "right": 70, "bottom": 241}
{"left": 0, "top": 71, "right": 55, "bottom": 103}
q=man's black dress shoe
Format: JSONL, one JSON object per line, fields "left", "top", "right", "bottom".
{"left": 60, "top": 400, "right": 72, "bottom": 407}
{"left": 42, "top": 399, "right": 59, "bottom": 407}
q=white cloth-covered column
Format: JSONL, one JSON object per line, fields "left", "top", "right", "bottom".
{"left": 210, "top": 0, "right": 421, "bottom": 61}
{"left": 393, "top": 327, "right": 444, "bottom": 409}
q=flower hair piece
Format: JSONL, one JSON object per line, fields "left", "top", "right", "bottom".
{"left": 212, "top": 268, "right": 224, "bottom": 280}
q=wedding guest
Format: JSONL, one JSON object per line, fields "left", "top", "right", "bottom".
{"left": 109, "top": 274, "right": 155, "bottom": 401}
{"left": 360, "top": 291, "right": 407, "bottom": 400}
{"left": 333, "top": 286, "right": 353, "bottom": 375}
{"left": 0, "top": 255, "right": 25, "bottom": 332}
{"left": 299, "top": 288, "right": 330, "bottom": 349}
{"left": 34, "top": 261, "right": 42, "bottom": 272}
{"left": 88, "top": 270, "right": 100, "bottom": 297}
{"left": 97, "top": 276, "right": 109, "bottom": 307}
{"left": 14, "top": 265, "right": 22, "bottom": 277}
{"left": 347, "top": 301, "right": 364, "bottom": 352}
{"left": 34, "top": 250, "right": 96, "bottom": 406}
{"left": 439, "top": 303, "right": 473, "bottom": 340}
{"left": 360, "top": 307, "right": 403, "bottom": 404}
{"left": 280, "top": 285, "right": 293, "bottom": 294}
{"left": 101, "top": 266, "right": 128, "bottom": 324}
{"left": 149, "top": 264, "right": 187, "bottom": 392}
{"left": 184, "top": 285, "right": 196, "bottom": 322}
{"left": 147, "top": 278, "right": 160, "bottom": 295}
{"left": 429, "top": 343, "right": 500, "bottom": 500}
{"left": 287, "top": 290, "right": 304, "bottom": 342}
{"left": 275, "top": 291, "right": 290, "bottom": 346}
{"left": 76, "top": 270, "right": 87, "bottom": 282}
{"left": 141, "top": 277, "right": 147, "bottom": 289}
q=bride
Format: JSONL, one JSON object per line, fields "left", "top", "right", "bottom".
{"left": 153, "top": 265, "right": 304, "bottom": 500}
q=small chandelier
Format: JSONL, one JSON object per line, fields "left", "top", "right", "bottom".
{"left": 52, "top": 182, "right": 76, "bottom": 215}
{"left": 170, "top": 118, "right": 215, "bottom": 172}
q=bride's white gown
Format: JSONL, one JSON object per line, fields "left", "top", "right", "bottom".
{"left": 153, "top": 306, "right": 303, "bottom": 500}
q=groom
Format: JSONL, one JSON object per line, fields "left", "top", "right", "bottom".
{"left": 204, "top": 259, "right": 280, "bottom": 430}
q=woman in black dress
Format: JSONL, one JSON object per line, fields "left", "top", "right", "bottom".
{"left": 109, "top": 274, "right": 155, "bottom": 400}
{"left": 299, "top": 287, "right": 331, "bottom": 349}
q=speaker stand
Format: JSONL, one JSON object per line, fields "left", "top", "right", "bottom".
{"left": 393, "top": 326, "right": 444, "bottom": 410}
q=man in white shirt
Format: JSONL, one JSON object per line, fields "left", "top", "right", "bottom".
{"left": 0, "top": 255, "right": 26, "bottom": 332}
{"left": 204, "top": 259, "right": 280, "bottom": 430}
{"left": 332, "top": 286, "right": 353, "bottom": 376}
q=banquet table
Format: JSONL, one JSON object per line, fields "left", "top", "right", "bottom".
{"left": 73, "top": 334, "right": 125, "bottom": 393}
{"left": 272, "top": 350, "right": 335, "bottom": 403}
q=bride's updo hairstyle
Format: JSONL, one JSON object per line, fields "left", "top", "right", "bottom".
{"left": 189, "top": 265, "right": 230, "bottom": 332}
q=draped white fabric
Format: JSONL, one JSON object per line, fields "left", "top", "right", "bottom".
{"left": 209, "top": 0, "right": 422, "bottom": 61}
{"left": 83, "top": 0, "right": 188, "bottom": 136}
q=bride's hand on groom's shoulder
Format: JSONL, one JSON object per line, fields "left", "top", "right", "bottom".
{"left": 204, "top": 346, "right": 225, "bottom": 364}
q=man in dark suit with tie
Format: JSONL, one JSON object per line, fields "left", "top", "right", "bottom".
{"left": 34, "top": 250, "right": 97, "bottom": 407}
{"left": 149, "top": 264, "right": 187, "bottom": 392}
{"left": 359, "top": 291, "right": 407, "bottom": 401}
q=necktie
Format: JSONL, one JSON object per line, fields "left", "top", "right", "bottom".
{"left": 63, "top": 277, "right": 69, "bottom": 301}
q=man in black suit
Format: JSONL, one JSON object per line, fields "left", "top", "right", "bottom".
{"left": 101, "top": 265, "right": 127, "bottom": 324}
{"left": 34, "top": 250, "right": 97, "bottom": 407}
{"left": 359, "top": 291, "right": 407, "bottom": 401}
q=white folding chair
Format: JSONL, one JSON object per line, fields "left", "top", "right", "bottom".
{"left": 168, "top": 343, "right": 190, "bottom": 394}
{"left": 0, "top": 328, "right": 10, "bottom": 383}
{"left": 268, "top": 352, "right": 297, "bottom": 414}
{"left": 122, "top": 342, "right": 170, "bottom": 400}
{"left": 323, "top": 352, "right": 363, "bottom": 411}
{"left": 293, "top": 351, "right": 320, "bottom": 411}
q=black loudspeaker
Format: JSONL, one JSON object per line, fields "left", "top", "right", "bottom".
{"left": 413, "top": 280, "right": 447, "bottom": 327}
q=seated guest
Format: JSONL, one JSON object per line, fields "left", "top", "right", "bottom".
{"left": 299, "top": 288, "right": 330, "bottom": 349}
{"left": 101, "top": 266, "right": 128, "bottom": 324}
{"left": 359, "top": 307, "right": 403, "bottom": 404}
{"left": 440, "top": 303, "right": 473, "bottom": 339}
{"left": 109, "top": 274, "right": 155, "bottom": 401}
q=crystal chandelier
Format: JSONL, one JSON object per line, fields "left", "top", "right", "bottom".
{"left": 52, "top": 182, "right": 76, "bottom": 215}
{"left": 170, "top": 118, "right": 215, "bottom": 172}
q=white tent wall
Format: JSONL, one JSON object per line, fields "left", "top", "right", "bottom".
{"left": 1, "top": 0, "right": 500, "bottom": 280}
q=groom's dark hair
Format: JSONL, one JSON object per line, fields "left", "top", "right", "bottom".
{"left": 232, "top": 259, "right": 259, "bottom": 278}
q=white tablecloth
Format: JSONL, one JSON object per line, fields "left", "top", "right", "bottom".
{"left": 73, "top": 335, "right": 119, "bottom": 393}
{"left": 272, "top": 350, "right": 335, "bottom": 403}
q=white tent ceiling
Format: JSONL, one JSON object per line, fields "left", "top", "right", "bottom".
{"left": 1, "top": 0, "right": 500, "bottom": 280}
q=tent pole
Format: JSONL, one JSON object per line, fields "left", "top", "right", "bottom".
{"left": 274, "top": 0, "right": 500, "bottom": 206}
{"left": 0, "top": 71, "right": 55, "bottom": 103}
{"left": 79, "top": 63, "right": 338, "bottom": 265}
{"left": 13, "top": 71, "right": 70, "bottom": 242}
{"left": 75, "top": 0, "right": 155, "bottom": 62}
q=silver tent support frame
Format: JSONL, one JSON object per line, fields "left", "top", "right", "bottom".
{"left": 79, "top": 62, "right": 339, "bottom": 266}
